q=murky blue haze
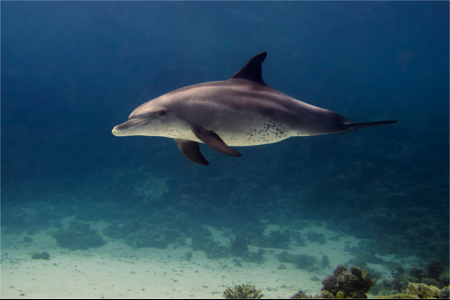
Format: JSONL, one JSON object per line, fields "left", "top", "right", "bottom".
{"left": 2, "top": 1, "right": 449, "bottom": 297}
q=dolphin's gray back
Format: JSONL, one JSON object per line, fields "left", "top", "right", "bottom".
{"left": 166, "top": 79, "right": 349, "bottom": 137}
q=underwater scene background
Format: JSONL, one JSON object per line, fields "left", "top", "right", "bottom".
{"left": 2, "top": 1, "right": 449, "bottom": 299}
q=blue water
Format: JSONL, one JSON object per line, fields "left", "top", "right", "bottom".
{"left": 2, "top": 1, "right": 449, "bottom": 297}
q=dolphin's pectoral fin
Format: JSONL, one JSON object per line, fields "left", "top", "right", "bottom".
{"left": 175, "top": 139, "right": 209, "bottom": 166}
{"left": 193, "top": 129, "right": 242, "bottom": 157}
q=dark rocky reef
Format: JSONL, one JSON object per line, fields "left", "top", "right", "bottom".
{"left": 103, "top": 218, "right": 140, "bottom": 240}
{"left": 125, "top": 227, "right": 180, "bottom": 248}
{"left": 103, "top": 213, "right": 266, "bottom": 263}
{"left": 276, "top": 251, "right": 317, "bottom": 272}
{"left": 231, "top": 235, "right": 249, "bottom": 255}
{"left": 52, "top": 220, "right": 106, "bottom": 250}
{"left": 2, "top": 202, "right": 60, "bottom": 235}
{"left": 103, "top": 211, "right": 188, "bottom": 249}
{"left": 23, "top": 236, "right": 33, "bottom": 243}
{"left": 190, "top": 227, "right": 265, "bottom": 263}
{"left": 232, "top": 223, "right": 265, "bottom": 247}
{"left": 306, "top": 231, "right": 327, "bottom": 245}
{"left": 190, "top": 227, "right": 229, "bottom": 259}
{"left": 232, "top": 224, "right": 304, "bottom": 249}
{"left": 292, "top": 231, "right": 307, "bottom": 247}
{"left": 241, "top": 248, "right": 265, "bottom": 264}
{"left": 320, "top": 255, "right": 330, "bottom": 268}
{"left": 253, "top": 229, "right": 292, "bottom": 249}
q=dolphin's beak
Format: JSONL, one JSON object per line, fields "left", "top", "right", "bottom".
{"left": 112, "top": 118, "right": 147, "bottom": 136}
{"left": 112, "top": 126, "right": 121, "bottom": 136}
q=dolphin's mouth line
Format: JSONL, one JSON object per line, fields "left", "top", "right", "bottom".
{"left": 127, "top": 118, "right": 147, "bottom": 128}
{"left": 114, "top": 118, "right": 148, "bottom": 132}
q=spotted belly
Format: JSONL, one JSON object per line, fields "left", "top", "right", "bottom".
{"left": 207, "top": 113, "right": 292, "bottom": 146}
{"left": 160, "top": 108, "right": 293, "bottom": 146}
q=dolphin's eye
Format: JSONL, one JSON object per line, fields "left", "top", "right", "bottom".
{"left": 158, "top": 110, "right": 167, "bottom": 116}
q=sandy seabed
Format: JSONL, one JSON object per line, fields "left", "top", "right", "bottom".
{"left": 1, "top": 221, "right": 396, "bottom": 299}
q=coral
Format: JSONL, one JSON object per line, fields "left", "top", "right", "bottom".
{"left": 223, "top": 284, "right": 263, "bottom": 299}
{"left": 366, "top": 267, "right": 383, "bottom": 283}
{"left": 2, "top": 202, "right": 58, "bottom": 234}
{"left": 254, "top": 229, "right": 292, "bottom": 249}
{"left": 190, "top": 227, "right": 229, "bottom": 259}
{"left": 291, "top": 231, "right": 307, "bottom": 247}
{"left": 347, "top": 256, "right": 368, "bottom": 269}
{"left": 295, "top": 254, "right": 317, "bottom": 271}
{"left": 31, "top": 251, "right": 50, "bottom": 260}
{"left": 232, "top": 223, "right": 265, "bottom": 244}
{"left": 276, "top": 251, "right": 317, "bottom": 271}
{"left": 290, "top": 290, "right": 312, "bottom": 298}
{"left": 104, "top": 216, "right": 183, "bottom": 249}
{"left": 410, "top": 266, "right": 427, "bottom": 281}
{"left": 290, "top": 265, "right": 375, "bottom": 298}
{"left": 373, "top": 283, "right": 448, "bottom": 299}
{"left": 439, "top": 273, "right": 450, "bottom": 288}
{"left": 103, "top": 218, "right": 140, "bottom": 239}
{"left": 277, "top": 251, "right": 296, "bottom": 263}
{"left": 440, "top": 286, "right": 449, "bottom": 298}
{"left": 407, "top": 283, "right": 440, "bottom": 298}
{"left": 133, "top": 176, "right": 169, "bottom": 206}
{"left": 318, "top": 290, "right": 335, "bottom": 298}
{"left": 125, "top": 227, "right": 179, "bottom": 248}
{"left": 175, "top": 237, "right": 186, "bottom": 246}
{"left": 373, "top": 294, "right": 420, "bottom": 299}
{"left": 185, "top": 227, "right": 264, "bottom": 262}
{"left": 232, "top": 258, "right": 242, "bottom": 267}
{"left": 241, "top": 249, "right": 265, "bottom": 264}
{"left": 328, "top": 234, "right": 342, "bottom": 242}
{"left": 52, "top": 220, "right": 106, "bottom": 250}
{"left": 77, "top": 202, "right": 122, "bottom": 222}
{"left": 321, "top": 255, "right": 330, "bottom": 268}
{"left": 23, "top": 236, "right": 33, "bottom": 243}
{"left": 320, "top": 265, "right": 375, "bottom": 298}
{"left": 329, "top": 204, "right": 449, "bottom": 267}
{"left": 231, "top": 235, "right": 249, "bottom": 255}
{"left": 306, "top": 231, "right": 327, "bottom": 245}
{"left": 422, "top": 277, "right": 440, "bottom": 287}
{"left": 426, "top": 258, "right": 444, "bottom": 280}
{"left": 346, "top": 240, "right": 384, "bottom": 266}
{"left": 372, "top": 262, "right": 449, "bottom": 296}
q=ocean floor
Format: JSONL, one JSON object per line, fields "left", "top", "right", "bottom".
{"left": 1, "top": 220, "right": 411, "bottom": 299}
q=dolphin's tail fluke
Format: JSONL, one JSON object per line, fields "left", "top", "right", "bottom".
{"left": 340, "top": 120, "right": 397, "bottom": 134}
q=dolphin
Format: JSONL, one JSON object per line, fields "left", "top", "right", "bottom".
{"left": 112, "top": 52, "right": 397, "bottom": 165}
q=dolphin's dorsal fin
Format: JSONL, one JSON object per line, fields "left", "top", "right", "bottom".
{"left": 231, "top": 52, "right": 268, "bottom": 86}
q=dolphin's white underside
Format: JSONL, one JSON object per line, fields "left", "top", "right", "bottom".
{"left": 138, "top": 105, "right": 296, "bottom": 147}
